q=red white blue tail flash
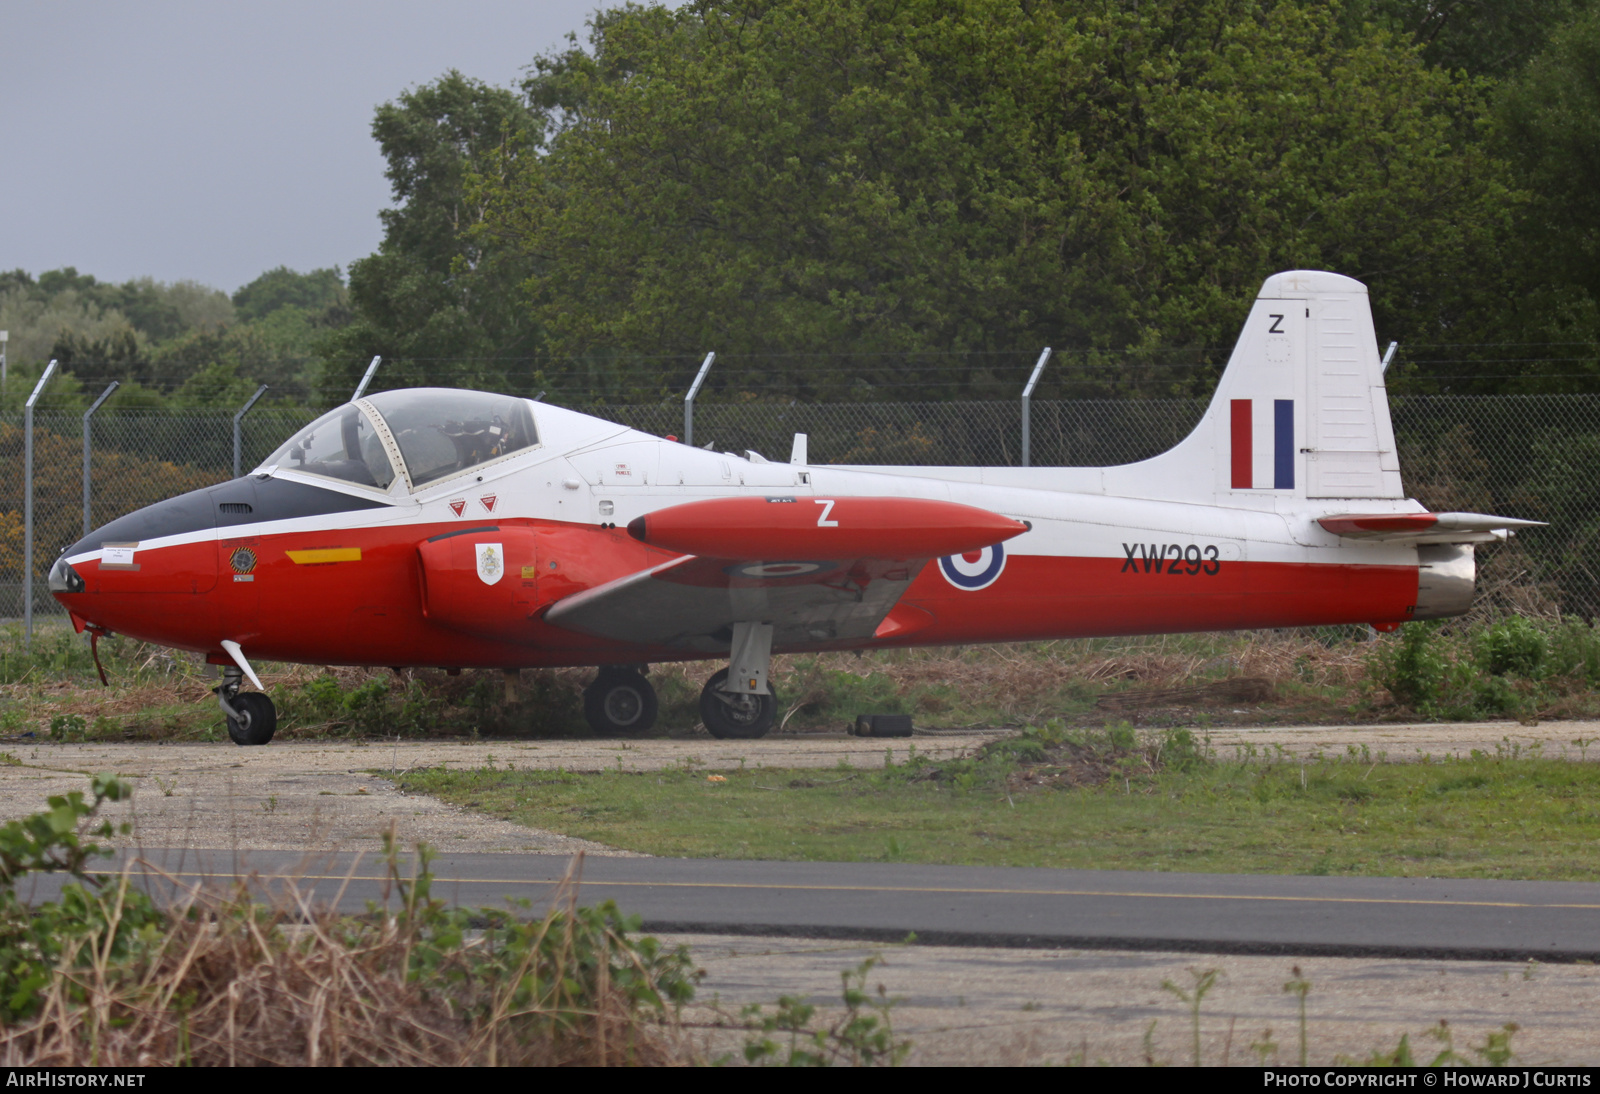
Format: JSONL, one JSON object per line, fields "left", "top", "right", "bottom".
{"left": 1229, "top": 399, "right": 1295, "bottom": 490}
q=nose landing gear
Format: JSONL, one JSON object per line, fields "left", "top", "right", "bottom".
{"left": 216, "top": 665, "right": 277, "bottom": 746}
{"left": 582, "top": 666, "right": 658, "bottom": 736}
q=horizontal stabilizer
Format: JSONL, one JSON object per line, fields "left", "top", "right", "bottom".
{"left": 1318, "top": 512, "right": 1545, "bottom": 543}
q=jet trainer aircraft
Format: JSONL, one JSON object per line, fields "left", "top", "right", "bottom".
{"left": 48, "top": 271, "right": 1538, "bottom": 745}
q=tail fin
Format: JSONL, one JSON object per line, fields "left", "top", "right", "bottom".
{"left": 1105, "top": 271, "right": 1402, "bottom": 503}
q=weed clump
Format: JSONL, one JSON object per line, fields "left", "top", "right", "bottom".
{"left": 0, "top": 778, "right": 702, "bottom": 1066}
{"left": 877, "top": 719, "right": 1207, "bottom": 794}
{"left": 738, "top": 957, "right": 910, "bottom": 1066}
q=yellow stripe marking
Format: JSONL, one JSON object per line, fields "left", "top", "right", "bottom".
{"left": 147, "top": 870, "right": 1600, "bottom": 911}
{"left": 286, "top": 548, "right": 362, "bottom": 564}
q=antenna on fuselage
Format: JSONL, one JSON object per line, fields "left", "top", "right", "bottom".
{"left": 352, "top": 356, "right": 382, "bottom": 400}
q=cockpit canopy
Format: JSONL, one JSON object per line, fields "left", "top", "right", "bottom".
{"left": 259, "top": 388, "right": 539, "bottom": 492}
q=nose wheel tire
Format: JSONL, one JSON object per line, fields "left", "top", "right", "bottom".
{"left": 226, "top": 693, "right": 277, "bottom": 746}
{"left": 583, "top": 669, "right": 658, "bottom": 736}
{"left": 699, "top": 668, "right": 777, "bottom": 739}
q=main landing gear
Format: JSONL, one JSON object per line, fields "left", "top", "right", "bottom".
{"left": 583, "top": 666, "right": 658, "bottom": 736}
{"left": 700, "top": 668, "right": 777, "bottom": 739}
{"left": 700, "top": 621, "right": 778, "bottom": 739}
{"left": 583, "top": 621, "right": 781, "bottom": 739}
{"left": 216, "top": 665, "right": 276, "bottom": 746}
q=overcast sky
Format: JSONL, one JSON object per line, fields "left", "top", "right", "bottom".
{"left": 1, "top": 0, "right": 610, "bottom": 294}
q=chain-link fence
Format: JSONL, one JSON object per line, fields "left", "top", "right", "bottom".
{"left": 0, "top": 407, "right": 320, "bottom": 623}
{"left": 583, "top": 398, "right": 1206, "bottom": 468}
{"left": 6, "top": 395, "right": 1600, "bottom": 622}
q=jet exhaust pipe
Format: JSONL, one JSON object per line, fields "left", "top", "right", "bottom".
{"left": 1412, "top": 545, "right": 1476, "bottom": 621}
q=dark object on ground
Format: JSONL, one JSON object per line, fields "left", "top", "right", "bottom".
{"left": 854, "top": 714, "right": 913, "bottom": 737}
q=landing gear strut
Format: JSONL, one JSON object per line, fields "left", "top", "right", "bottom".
{"left": 582, "top": 666, "right": 658, "bottom": 736}
{"left": 700, "top": 622, "right": 779, "bottom": 739}
{"left": 216, "top": 666, "right": 277, "bottom": 746}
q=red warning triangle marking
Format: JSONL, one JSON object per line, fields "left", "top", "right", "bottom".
{"left": 448, "top": 499, "right": 466, "bottom": 517}
{"left": 480, "top": 495, "right": 498, "bottom": 513}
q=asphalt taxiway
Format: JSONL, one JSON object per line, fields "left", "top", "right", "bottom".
{"left": 26, "top": 849, "right": 1600, "bottom": 964}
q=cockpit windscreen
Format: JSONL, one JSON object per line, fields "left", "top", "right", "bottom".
{"left": 260, "top": 406, "right": 396, "bottom": 490}
{"left": 364, "top": 389, "right": 539, "bottom": 487}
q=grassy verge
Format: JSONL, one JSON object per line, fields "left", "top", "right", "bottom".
{"left": 0, "top": 777, "right": 908, "bottom": 1066}
{"left": 6, "top": 610, "right": 1600, "bottom": 742}
{"left": 398, "top": 725, "right": 1600, "bottom": 880}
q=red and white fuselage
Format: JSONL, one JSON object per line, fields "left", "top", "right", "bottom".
{"left": 49, "top": 271, "right": 1535, "bottom": 673}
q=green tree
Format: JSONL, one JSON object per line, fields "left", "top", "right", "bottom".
{"left": 47, "top": 327, "right": 147, "bottom": 391}
{"left": 0, "top": 268, "right": 239, "bottom": 404}
{"left": 317, "top": 71, "right": 544, "bottom": 402}
{"left": 232, "top": 266, "right": 346, "bottom": 322}
{"left": 1499, "top": 9, "right": 1600, "bottom": 318}
{"left": 487, "top": 0, "right": 1521, "bottom": 401}
{"left": 1340, "top": 0, "right": 1590, "bottom": 79}
{"left": 31, "top": 268, "right": 231, "bottom": 344}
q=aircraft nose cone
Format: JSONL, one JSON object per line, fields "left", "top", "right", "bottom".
{"left": 52, "top": 482, "right": 231, "bottom": 618}
{"left": 62, "top": 482, "right": 220, "bottom": 562}
{"left": 48, "top": 556, "right": 84, "bottom": 595}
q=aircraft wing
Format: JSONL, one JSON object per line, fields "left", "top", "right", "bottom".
{"left": 542, "top": 554, "right": 926, "bottom": 652}
{"left": 542, "top": 495, "right": 1027, "bottom": 651}
{"left": 1318, "top": 511, "right": 1545, "bottom": 544}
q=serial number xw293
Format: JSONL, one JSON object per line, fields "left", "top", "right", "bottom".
{"left": 1120, "top": 542, "right": 1222, "bottom": 576}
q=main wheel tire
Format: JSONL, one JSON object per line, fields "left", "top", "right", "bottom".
{"left": 583, "top": 669, "right": 658, "bottom": 736}
{"left": 226, "top": 692, "right": 277, "bottom": 746}
{"left": 699, "top": 668, "right": 777, "bottom": 739}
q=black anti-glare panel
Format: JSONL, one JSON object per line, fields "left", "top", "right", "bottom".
{"left": 66, "top": 476, "right": 390, "bottom": 556}
{"left": 213, "top": 477, "right": 389, "bottom": 528}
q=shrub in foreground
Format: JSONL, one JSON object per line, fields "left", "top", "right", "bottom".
{"left": 0, "top": 779, "right": 697, "bottom": 1066}
{"left": 1367, "top": 616, "right": 1600, "bottom": 719}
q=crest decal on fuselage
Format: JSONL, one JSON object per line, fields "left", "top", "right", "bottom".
{"left": 476, "top": 542, "right": 504, "bottom": 585}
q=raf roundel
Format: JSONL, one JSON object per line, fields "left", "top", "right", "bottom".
{"left": 729, "top": 561, "right": 826, "bottom": 579}
{"left": 938, "top": 544, "right": 1006, "bottom": 591}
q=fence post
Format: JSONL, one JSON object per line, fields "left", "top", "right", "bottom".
{"left": 684, "top": 351, "right": 715, "bottom": 447}
{"left": 82, "top": 381, "right": 119, "bottom": 537}
{"left": 1381, "top": 342, "right": 1399, "bottom": 374}
{"left": 232, "top": 385, "right": 269, "bottom": 478}
{"left": 1020, "top": 347, "right": 1052, "bottom": 468}
{"left": 352, "top": 356, "right": 382, "bottom": 400}
{"left": 23, "top": 360, "right": 59, "bottom": 650}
